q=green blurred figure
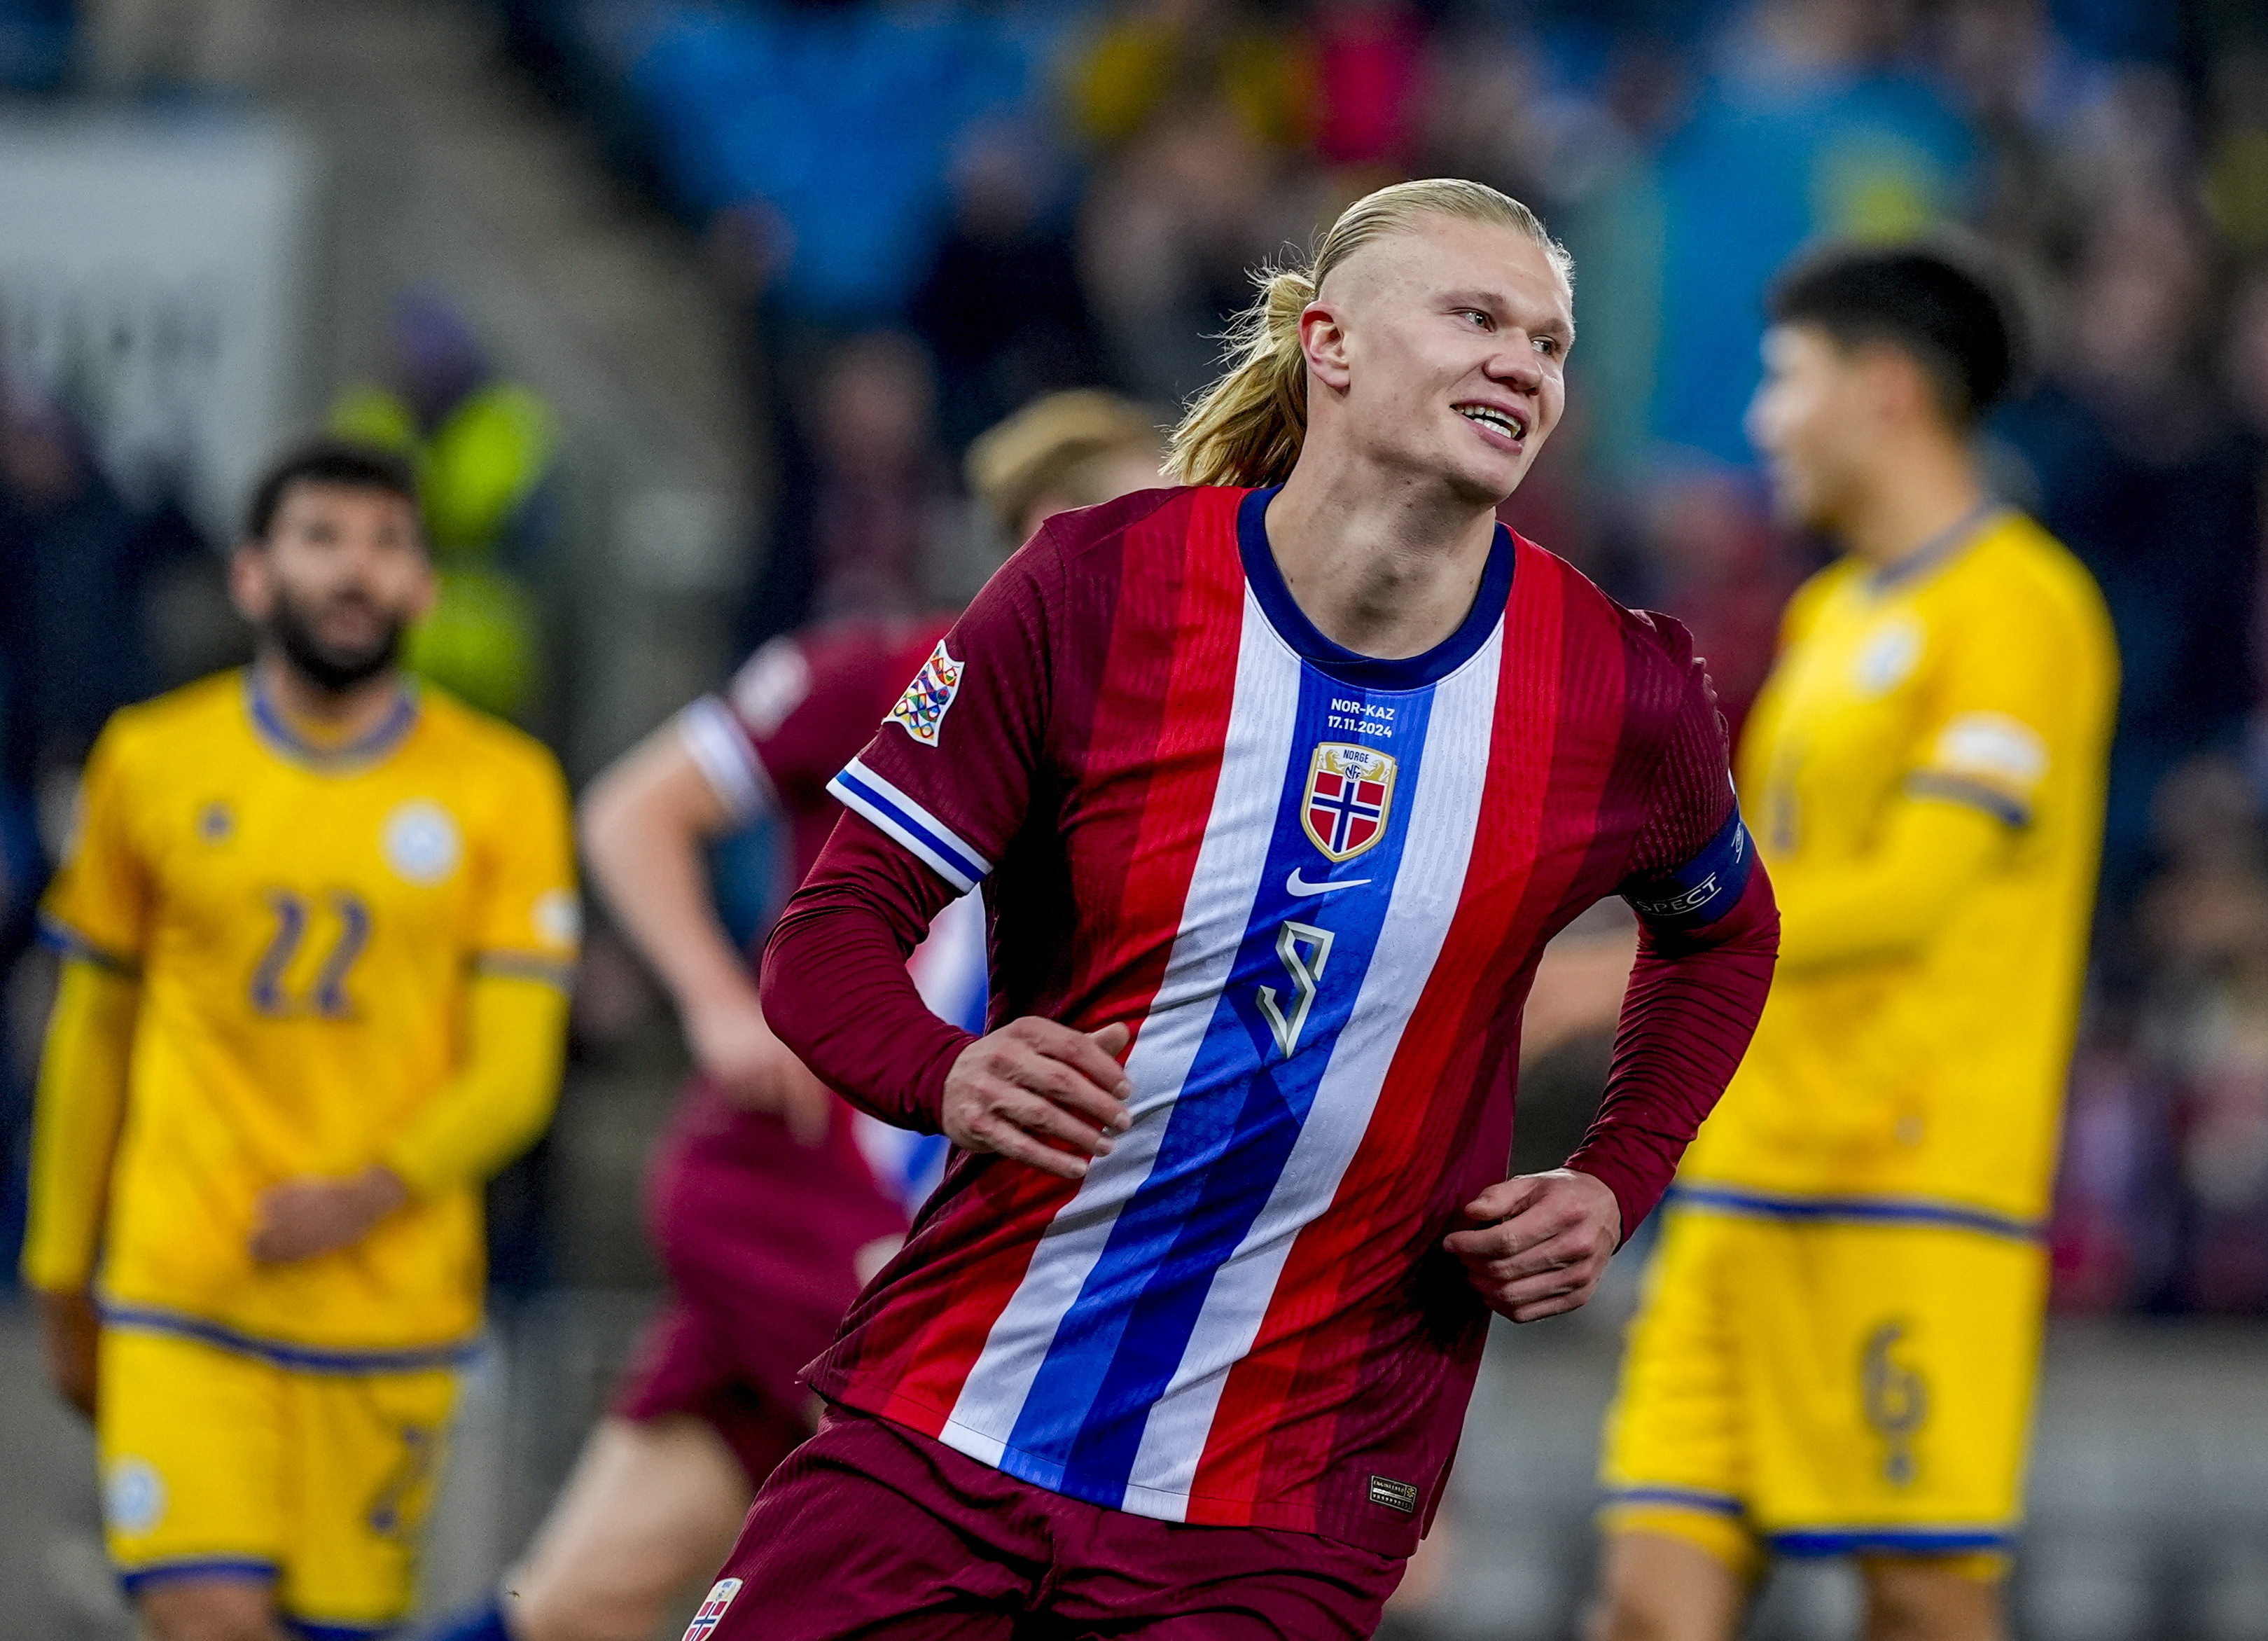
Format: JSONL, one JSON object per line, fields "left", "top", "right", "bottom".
{"left": 333, "top": 288, "right": 556, "bottom": 720}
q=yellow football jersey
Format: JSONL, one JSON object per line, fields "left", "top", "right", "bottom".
{"left": 36, "top": 670, "right": 578, "bottom": 1356}
{"left": 1681, "top": 510, "right": 2115, "bottom": 1223}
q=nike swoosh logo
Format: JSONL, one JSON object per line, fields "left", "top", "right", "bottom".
{"left": 1286, "top": 868, "right": 1369, "bottom": 897}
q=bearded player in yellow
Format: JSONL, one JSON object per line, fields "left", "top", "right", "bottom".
{"left": 1592, "top": 244, "right": 2115, "bottom": 1641}
{"left": 22, "top": 440, "right": 578, "bottom": 1641}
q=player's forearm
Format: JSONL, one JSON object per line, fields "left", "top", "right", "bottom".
{"left": 382, "top": 974, "right": 570, "bottom": 1196}
{"left": 21, "top": 961, "right": 139, "bottom": 1292}
{"left": 760, "top": 815, "right": 973, "bottom": 1133}
{"left": 578, "top": 759, "right": 756, "bottom": 1016}
{"left": 1772, "top": 798, "right": 2005, "bottom": 974}
{"left": 1566, "top": 864, "right": 1779, "bottom": 1240}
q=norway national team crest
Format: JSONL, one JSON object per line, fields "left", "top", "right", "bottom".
{"left": 886, "top": 639, "right": 964, "bottom": 747}
{"left": 1302, "top": 742, "right": 1398, "bottom": 861}
{"left": 681, "top": 1578, "right": 742, "bottom": 1640}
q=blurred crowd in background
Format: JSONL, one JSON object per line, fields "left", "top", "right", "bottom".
{"left": 6, "top": 0, "right": 2268, "bottom": 1317}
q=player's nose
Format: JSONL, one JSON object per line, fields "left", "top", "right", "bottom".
{"left": 1486, "top": 340, "right": 1545, "bottom": 392}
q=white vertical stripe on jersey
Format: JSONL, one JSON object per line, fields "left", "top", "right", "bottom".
{"left": 1119, "top": 622, "right": 1504, "bottom": 1516}
{"left": 939, "top": 589, "right": 1301, "bottom": 1465}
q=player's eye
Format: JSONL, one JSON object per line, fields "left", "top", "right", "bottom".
{"left": 1461, "top": 309, "right": 1492, "bottom": 330}
{"left": 1534, "top": 335, "right": 1561, "bottom": 356}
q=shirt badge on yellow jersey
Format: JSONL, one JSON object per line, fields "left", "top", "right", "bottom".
{"left": 1302, "top": 743, "right": 1397, "bottom": 862}
{"left": 195, "top": 801, "right": 234, "bottom": 845}
{"left": 384, "top": 799, "right": 461, "bottom": 885}
{"left": 534, "top": 887, "right": 582, "bottom": 946}
{"left": 886, "top": 639, "right": 963, "bottom": 748}
{"left": 1852, "top": 615, "right": 1923, "bottom": 696}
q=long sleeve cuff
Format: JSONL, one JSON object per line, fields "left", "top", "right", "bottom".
{"left": 1566, "top": 861, "right": 1779, "bottom": 1241}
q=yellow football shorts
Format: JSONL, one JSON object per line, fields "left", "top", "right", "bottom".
{"left": 1599, "top": 1189, "right": 2046, "bottom": 1581}
{"left": 98, "top": 1318, "right": 461, "bottom": 1634}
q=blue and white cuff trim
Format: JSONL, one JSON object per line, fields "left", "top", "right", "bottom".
{"left": 829, "top": 759, "right": 993, "bottom": 894}
{"left": 1668, "top": 1184, "right": 2040, "bottom": 1242}
{"left": 680, "top": 696, "right": 777, "bottom": 824}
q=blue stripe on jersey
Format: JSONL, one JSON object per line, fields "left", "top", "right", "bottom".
{"left": 101, "top": 1303, "right": 483, "bottom": 1373}
{"left": 830, "top": 759, "right": 992, "bottom": 890}
{"left": 1769, "top": 1526, "right": 2015, "bottom": 1557}
{"left": 1668, "top": 1184, "right": 2040, "bottom": 1242}
{"left": 997, "top": 667, "right": 1438, "bottom": 1504}
{"left": 1905, "top": 771, "right": 2031, "bottom": 828}
{"left": 1605, "top": 1484, "right": 1746, "bottom": 1518}
{"left": 1625, "top": 804, "right": 1753, "bottom": 931}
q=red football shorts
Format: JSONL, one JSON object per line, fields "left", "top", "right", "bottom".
{"left": 613, "top": 1086, "right": 909, "bottom": 1482}
{"left": 693, "top": 1405, "right": 1406, "bottom": 1638}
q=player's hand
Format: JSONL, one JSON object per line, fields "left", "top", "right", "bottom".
{"left": 34, "top": 1287, "right": 99, "bottom": 1419}
{"left": 942, "top": 1018, "right": 1133, "bottom": 1182}
{"left": 1443, "top": 1168, "right": 1621, "bottom": 1324}
{"left": 684, "top": 988, "right": 833, "bottom": 1146}
{"left": 250, "top": 1166, "right": 410, "bottom": 1264}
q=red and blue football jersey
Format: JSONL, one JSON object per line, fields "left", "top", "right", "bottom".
{"left": 765, "top": 485, "right": 1776, "bottom": 1552}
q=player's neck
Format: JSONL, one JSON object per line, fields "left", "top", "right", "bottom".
{"left": 1839, "top": 436, "right": 1989, "bottom": 576}
{"left": 1262, "top": 460, "right": 1499, "bottom": 660}
{"left": 253, "top": 650, "right": 411, "bottom": 746}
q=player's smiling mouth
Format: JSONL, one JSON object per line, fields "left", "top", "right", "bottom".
{"left": 1456, "top": 403, "right": 1527, "bottom": 443}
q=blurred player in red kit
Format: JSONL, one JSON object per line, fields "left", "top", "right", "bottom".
{"left": 422, "top": 394, "right": 1163, "bottom": 1641}
{"left": 691, "top": 177, "right": 1779, "bottom": 1638}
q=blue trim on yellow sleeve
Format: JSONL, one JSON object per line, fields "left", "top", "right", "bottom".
{"left": 286, "top": 1620, "right": 396, "bottom": 1640}
{"left": 1769, "top": 1526, "right": 2015, "bottom": 1558}
{"left": 1669, "top": 1184, "right": 2040, "bottom": 1242}
{"left": 36, "top": 913, "right": 139, "bottom": 977}
{"left": 119, "top": 1556, "right": 278, "bottom": 1594}
{"left": 100, "top": 1303, "right": 482, "bottom": 1374}
{"left": 1905, "top": 772, "right": 2031, "bottom": 828}
{"left": 1604, "top": 1485, "right": 1746, "bottom": 1518}
{"left": 471, "top": 951, "right": 578, "bottom": 990}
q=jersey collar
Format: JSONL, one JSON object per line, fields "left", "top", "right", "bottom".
{"left": 1870, "top": 502, "right": 2005, "bottom": 594}
{"left": 244, "top": 668, "right": 422, "bottom": 772}
{"left": 1236, "top": 485, "right": 1517, "bottom": 690}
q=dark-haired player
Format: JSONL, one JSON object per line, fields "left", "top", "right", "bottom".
{"left": 691, "top": 176, "right": 1778, "bottom": 1638}
{"left": 1592, "top": 245, "right": 2116, "bottom": 1641}
{"left": 22, "top": 440, "right": 578, "bottom": 1640}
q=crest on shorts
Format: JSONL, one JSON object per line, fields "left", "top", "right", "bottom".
{"left": 682, "top": 1578, "right": 744, "bottom": 1640}
{"left": 886, "top": 639, "right": 963, "bottom": 748}
{"left": 1302, "top": 743, "right": 1398, "bottom": 861}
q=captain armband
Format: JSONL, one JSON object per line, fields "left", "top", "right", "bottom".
{"left": 1625, "top": 807, "right": 1755, "bottom": 932}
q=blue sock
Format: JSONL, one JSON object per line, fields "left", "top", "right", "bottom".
{"left": 417, "top": 1596, "right": 513, "bottom": 1641}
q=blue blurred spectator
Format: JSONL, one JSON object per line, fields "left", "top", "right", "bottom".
{"left": 1998, "top": 205, "right": 2260, "bottom": 929}
{"left": 0, "top": 0, "right": 69, "bottom": 88}
{"left": 616, "top": 1, "right": 1069, "bottom": 323}
{"left": 908, "top": 122, "right": 1106, "bottom": 455}
{"left": 742, "top": 330, "right": 949, "bottom": 644}
{"left": 1648, "top": 0, "right": 1975, "bottom": 463}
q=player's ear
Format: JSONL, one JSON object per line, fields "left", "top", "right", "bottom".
{"left": 1300, "top": 300, "right": 1353, "bottom": 395}
{"left": 228, "top": 539, "right": 275, "bottom": 625}
{"left": 405, "top": 545, "right": 440, "bottom": 623}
